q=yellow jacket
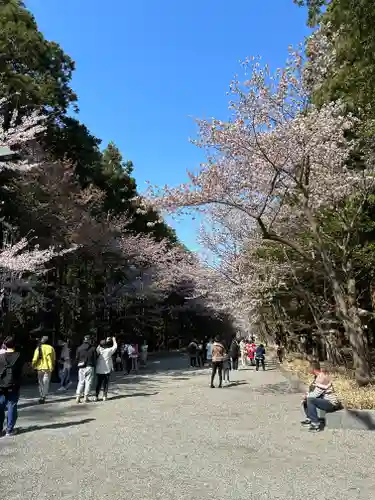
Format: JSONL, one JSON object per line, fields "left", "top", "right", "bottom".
{"left": 32, "top": 344, "right": 56, "bottom": 371}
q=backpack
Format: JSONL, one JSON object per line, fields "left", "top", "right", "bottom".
{"left": 0, "top": 352, "right": 20, "bottom": 388}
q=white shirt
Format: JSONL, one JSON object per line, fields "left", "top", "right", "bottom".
{"left": 239, "top": 340, "right": 246, "bottom": 354}
{"left": 96, "top": 339, "right": 117, "bottom": 374}
{"left": 206, "top": 342, "right": 213, "bottom": 359}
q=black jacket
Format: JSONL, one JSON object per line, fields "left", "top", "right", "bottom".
{"left": 0, "top": 351, "right": 24, "bottom": 391}
{"left": 229, "top": 340, "right": 240, "bottom": 358}
{"left": 75, "top": 342, "right": 97, "bottom": 367}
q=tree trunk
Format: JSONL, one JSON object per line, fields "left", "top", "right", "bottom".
{"left": 332, "top": 275, "right": 370, "bottom": 384}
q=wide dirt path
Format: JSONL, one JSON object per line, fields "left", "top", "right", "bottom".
{"left": 1, "top": 355, "right": 375, "bottom": 500}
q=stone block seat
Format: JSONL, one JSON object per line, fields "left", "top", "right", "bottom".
{"left": 318, "top": 408, "right": 375, "bottom": 431}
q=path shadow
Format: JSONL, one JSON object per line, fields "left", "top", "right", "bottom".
{"left": 19, "top": 394, "right": 75, "bottom": 409}
{"left": 253, "top": 381, "right": 301, "bottom": 395}
{"left": 348, "top": 409, "right": 375, "bottom": 431}
{"left": 108, "top": 391, "right": 158, "bottom": 401}
{"left": 224, "top": 381, "right": 248, "bottom": 388}
{"left": 17, "top": 418, "right": 96, "bottom": 435}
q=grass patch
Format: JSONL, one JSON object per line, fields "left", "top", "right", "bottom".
{"left": 284, "top": 357, "right": 375, "bottom": 410}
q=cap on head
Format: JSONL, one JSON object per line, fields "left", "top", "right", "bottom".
{"left": 84, "top": 335, "right": 91, "bottom": 343}
{"left": 41, "top": 336, "right": 49, "bottom": 344}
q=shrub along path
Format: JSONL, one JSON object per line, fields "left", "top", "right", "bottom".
{"left": 1, "top": 356, "right": 375, "bottom": 500}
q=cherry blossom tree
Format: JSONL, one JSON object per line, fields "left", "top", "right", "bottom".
{"left": 145, "top": 48, "right": 375, "bottom": 382}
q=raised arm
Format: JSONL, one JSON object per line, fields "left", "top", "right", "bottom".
{"left": 110, "top": 337, "right": 118, "bottom": 355}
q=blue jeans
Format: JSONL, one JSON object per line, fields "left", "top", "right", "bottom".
{"left": 306, "top": 397, "right": 336, "bottom": 424}
{"left": 0, "top": 389, "right": 19, "bottom": 433}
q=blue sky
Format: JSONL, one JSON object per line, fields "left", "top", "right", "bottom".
{"left": 26, "top": 0, "right": 309, "bottom": 250}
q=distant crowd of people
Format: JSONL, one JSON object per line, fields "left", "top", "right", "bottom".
{"left": 0, "top": 333, "right": 343, "bottom": 436}
{"left": 0, "top": 335, "right": 148, "bottom": 436}
{"left": 187, "top": 336, "right": 267, "bottom": 388}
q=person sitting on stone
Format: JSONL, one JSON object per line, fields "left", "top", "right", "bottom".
{"left": 301, "top": 362, "right": 342, "bottom": 432}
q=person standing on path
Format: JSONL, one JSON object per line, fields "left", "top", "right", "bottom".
{"left": 131, "top": 343, "right": 139, "bottom": 372}
{"left": 276, "top": 343, "right": 284, "bottom": 363}
{"left": 210, "top": 336, "right": 226, "bottom": 388}
{"left": 75, "top": 335, "right": 97, "bottom": 403}
{"left": 140, "top": 341, "right": 148, "bottom": 367}
{"left": 255, "top": 344, "right": 266, "bottom": 371}
{"left": 95, "top": 336, "right": 117, "bottom": 401}
{"left": 239, "top": 339, "right": 247, "bottom": 368}
{"left": 222, "top": 354, "right": 231, "bottom": 385}
{"left": 206, "top": 338, "right": 213, "bottom": 367}
{"left": 0, "top": 336, "right": 24, "bottom": 436}
{"left": 58, "top": 339, "right": 72, "bottom": 391}
{"left": 197, "top": 340, "right": 205, "bottom": 367}
{"left": 187, "top": 340, "right": 198, "bottom": 368}
{"left": 32, "top": 336, "right": 56, "bottom": 404}
{"left": 229, "top": 336, "right": 240, "bottom": 371}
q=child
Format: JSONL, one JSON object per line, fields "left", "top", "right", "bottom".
{"left": 223, "top": 354, "right": 231, "bottom": 384}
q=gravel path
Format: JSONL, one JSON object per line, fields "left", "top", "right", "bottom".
{"left": 1, "top": 356, "right": 374, "bottom": 500}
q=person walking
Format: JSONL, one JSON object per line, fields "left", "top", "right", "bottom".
{"left": 0, "top": 336, "right": 24, "bottom": 436}
{"left": 95, "top": 337, "right": 117, "bottom": 401}
{"left": 210, "top": 336, "right": 226, "bottom": 388}
{"left": 255, "top": 344, "right": 266, "bottom": 371}
{"left": 32, "top": 336, "right": 56, "bottom": 404}
{"left": 57, "top": 339, "right": 72, "bottom": 391}
{"left": 75, "top": 335, "right": 97, "bottom": 403}
{"left": 229, "top": 336, "right": 240, "bottom": 370}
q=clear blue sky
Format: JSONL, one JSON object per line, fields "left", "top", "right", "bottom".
{"left": 26, "top": 0, "right": 309, "bottom": 250}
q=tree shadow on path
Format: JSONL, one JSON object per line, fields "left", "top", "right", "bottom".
{"left": 19, "top": 394, "right": 75, "bottom": 409}
{"left": 108, "top": 391, "right": 158, "bottom": 401}
{"left": 224, "top": 381, "right": 248, "bottom": 388}
{"left": 16, "top": 418, "right": 96, "bottom": 435}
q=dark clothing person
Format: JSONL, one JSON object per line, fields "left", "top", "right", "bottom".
{"left": 255, "top": 357, "right": 265, "bottom": 371}
{"left": 0, "top": 347, "right": 24, "bottom": 436}
{"left": 229, "top": 339, "right": 240, "bottom": 371}
{"left": 76, "top": 341, "right": 97, "bottom": 368}
{"left": 255, "top": 345, "right": 266, "bottom": 371}
{"left": 197, "top": 343, "right": 204, "bottom": 367}
{"left": 96, "top": 373, "right": 110, "bottom": 399}
{"left": 211, "top": 361, "right": 223, "bottom": 388}
{"left": 276, "top": 345, "right": 284, "bottom": 363}
{"left": 75, "top": 337, "right": 97, "bottom": 403}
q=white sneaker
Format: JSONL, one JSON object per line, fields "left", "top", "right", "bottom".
{"left": 83, "top": 396, "right": 89, "bottom": 403}
{"left": 102, "top": 396, "right": 107, "bottom": 402}
{"left": 75, "top": 396, "right": 81, "bottom": 404}
{"left": 57, "top": 386, "right": 66, "bottom": 392}
{"left": 93, "top": 396, "right": 98, "bottom": 402}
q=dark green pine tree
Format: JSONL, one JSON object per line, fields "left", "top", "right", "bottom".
{"left": 0, "top": 0, "right": 77, "bottom": 126}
